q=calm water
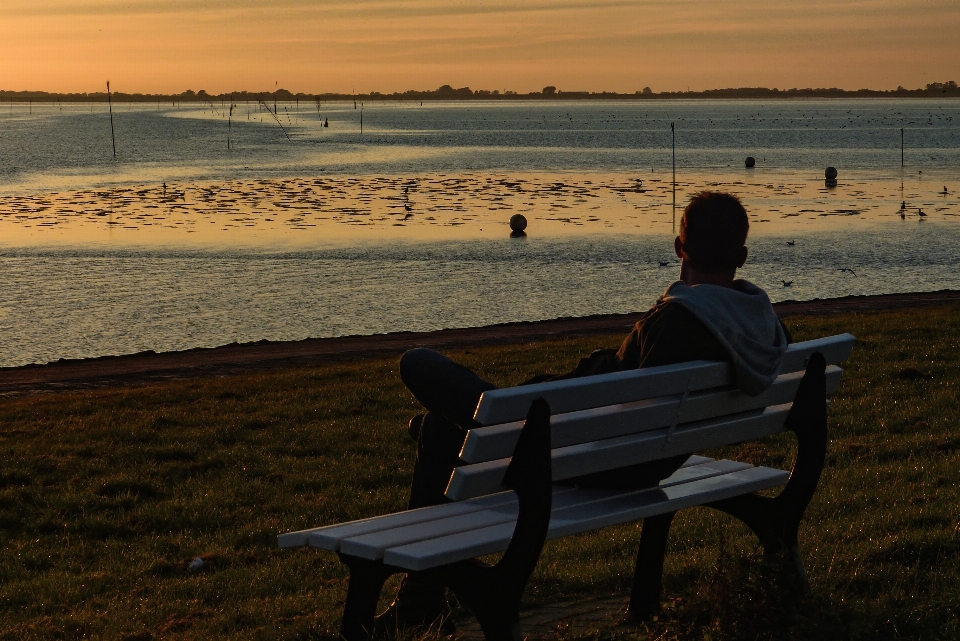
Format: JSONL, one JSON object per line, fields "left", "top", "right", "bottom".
{"left": 1, "top": 99, "right": 959, "bottom": 191}
{"left": 1, "top": 100, "right": 958, "bottom": 367}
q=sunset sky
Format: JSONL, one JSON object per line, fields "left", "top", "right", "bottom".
{"left": 4, "top": 0, "right": 959, "bottom": 95}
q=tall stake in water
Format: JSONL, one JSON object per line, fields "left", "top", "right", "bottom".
{"left": 900, "top": 127, "right": 905, "bottom": 204}
{"left": 671, "top": 121, "right": 676, "bottom": 232}
{"left": 107, "top": 81, "right": 117, "bottom": 158}
{"left": 360, "top": 102, "right": 363, "bottom": 135}
{"left": 228, "top": 99, "right": 234, "bottom": 150}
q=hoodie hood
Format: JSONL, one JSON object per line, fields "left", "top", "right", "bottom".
{"left": 659, "top": 280, "right": 788, "bottom": 396}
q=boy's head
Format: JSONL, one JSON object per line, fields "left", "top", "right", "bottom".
{"left": 677, "top": 191, "right": 749, "bottom": 274}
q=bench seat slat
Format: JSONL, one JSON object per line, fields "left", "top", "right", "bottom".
{"left": 279, "top": 456, "right": 716, "bottom": 550}
{"left": 278, "top": 490, "right": 530, "bottom": 549}
{"left": 473, "top": 334, "right": 854, "bottom": 425}
{"left": 334, "top": 458, "right": 753, "bottom": 560}
{"left": 448, "top": 403, "right": 793, "bottom": 501}
{"left": 384, "top": 466, "right": 789, "bottom": 571}
{"left": 462, "top": 366, "right": 842, "bottom": 463}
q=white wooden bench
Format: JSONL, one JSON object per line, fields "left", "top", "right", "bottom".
{"left": 280, "top": 334, "right": 855, "bottom": 641}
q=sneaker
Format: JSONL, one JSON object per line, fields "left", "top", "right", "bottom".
{"left": 373, "top": 574, "right": 455, "bottom": 637}
{"left": 407, "top": 414, "right": 426, "bottom": 441}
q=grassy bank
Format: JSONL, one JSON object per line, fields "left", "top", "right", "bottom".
{"left": 1, "top": 305, "right": 959, "bottom": 640}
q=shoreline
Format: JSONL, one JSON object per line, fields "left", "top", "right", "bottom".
{"left": 2, "top": 289, "right": 958, "bottom": 395}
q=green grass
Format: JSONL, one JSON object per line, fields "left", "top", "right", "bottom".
{"left": 1, "top": 304, "right": 959, "bottom": 640}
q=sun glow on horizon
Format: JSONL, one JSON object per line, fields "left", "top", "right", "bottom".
{"left": 3, "top": 0, "right": 959, "bottom": 95}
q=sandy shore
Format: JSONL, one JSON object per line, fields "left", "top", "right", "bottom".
{"left": 1, "top": 289, "right": 957, "bottom": 395}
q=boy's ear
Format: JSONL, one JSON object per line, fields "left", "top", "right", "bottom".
{"left": 674, "top": 236, "right": 684, "bottom": 259}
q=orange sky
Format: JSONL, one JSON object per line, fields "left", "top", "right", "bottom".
{"left": 4, "top": 0, "right": 959, "bottom": 94}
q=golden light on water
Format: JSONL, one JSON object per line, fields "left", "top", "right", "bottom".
{"left": 2, "top": 169, "right": 954, "bottom": 249}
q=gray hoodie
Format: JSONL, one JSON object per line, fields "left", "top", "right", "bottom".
{"left": 658, "top": 280, "right": 788, "bottom": 396}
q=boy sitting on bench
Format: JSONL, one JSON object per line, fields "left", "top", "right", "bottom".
{"left": 379, "top": 191, "right": 792, "bottom": 634}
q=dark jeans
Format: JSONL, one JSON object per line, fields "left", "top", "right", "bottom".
{"left": 400, "top": 348, "right": 495, "bottom": 509}
{"left": 399, "top": 348, "right": 687, "bottom": 510}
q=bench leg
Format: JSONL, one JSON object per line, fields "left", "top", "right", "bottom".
{"left": 430, "top": 398, "right": 554, "bottom": 641}
{"left": 706, "top": 351, "right": 828, "bottom": 595}
{"left": 628, "top": 353, "right": 827, "bottom": 618}
{"left": 628, "top": 511, "right": 677, "bottom": 621}
{"left": 332, "top": 399, "right": 550, "bottom": 641}
{"left": 432, "top": 559, "right": 523, "bottom": 641}
{"left": 338, "top": 555, "right": 398, "bottom": 641}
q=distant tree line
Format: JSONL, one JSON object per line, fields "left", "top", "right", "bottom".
{"left": 1, "top": 81, "right": 957, "bottom": 102}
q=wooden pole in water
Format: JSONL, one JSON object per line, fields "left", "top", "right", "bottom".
{"left": 228, "top": 99, "right": 233, "bottom": 150}
{"left": 671, "top": 121, "right": 676, "bottom": 233}
{"left": 360, "top": 102, "right": 363, "bottom": 135}
{"left": 900, "top": 127, "right": 905, "bottom": 205}
{"left": 107, "top": 81, "right": 117, "bottom": 158}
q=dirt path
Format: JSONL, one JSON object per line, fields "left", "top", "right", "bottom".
{"left": 2, "top": 290, "right": 958, "bottom": 395}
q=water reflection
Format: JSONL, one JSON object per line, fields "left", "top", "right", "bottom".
{"left": 1, "top": 100, "right": 958, "bottom": 366}
{"left": 3, "top": 224, "right": 960, "bottom": 368}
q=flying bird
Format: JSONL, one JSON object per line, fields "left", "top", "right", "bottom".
{"left": 658, "top": 260, "right": 670, "bottom": 267}
{"left": 836, "top": 268, "right": 858, "bottom": 277}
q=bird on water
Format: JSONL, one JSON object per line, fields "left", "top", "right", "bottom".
{"left": 786, "top": 240, "right": 795, "bottom": 246}
{"left": 782, "top": 280, "right": 793, "bottom": 287}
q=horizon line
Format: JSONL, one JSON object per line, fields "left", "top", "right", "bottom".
{"left": 1, "top": 82, "right": 959, "bottom": 101}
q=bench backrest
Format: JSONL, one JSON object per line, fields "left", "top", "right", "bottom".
{"left": 445, "top": 333, "right": 854, "bottom": 501}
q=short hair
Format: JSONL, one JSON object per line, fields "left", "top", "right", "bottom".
{"left": 679, "top": 191, "right": 749, "bottom": 273}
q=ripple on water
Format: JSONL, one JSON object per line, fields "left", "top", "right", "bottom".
{"left": 2, "top": 223, "right": 960, "bottom": 367}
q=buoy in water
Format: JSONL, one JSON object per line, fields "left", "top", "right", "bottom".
{"left": 825, "top": 167, "right": 838, "bottom": 180}
{"left": 745, "top": 157, "right": 756, "bottom": 168}
{"left": 509, "top": 214, "right": 528, "bottom": 233}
